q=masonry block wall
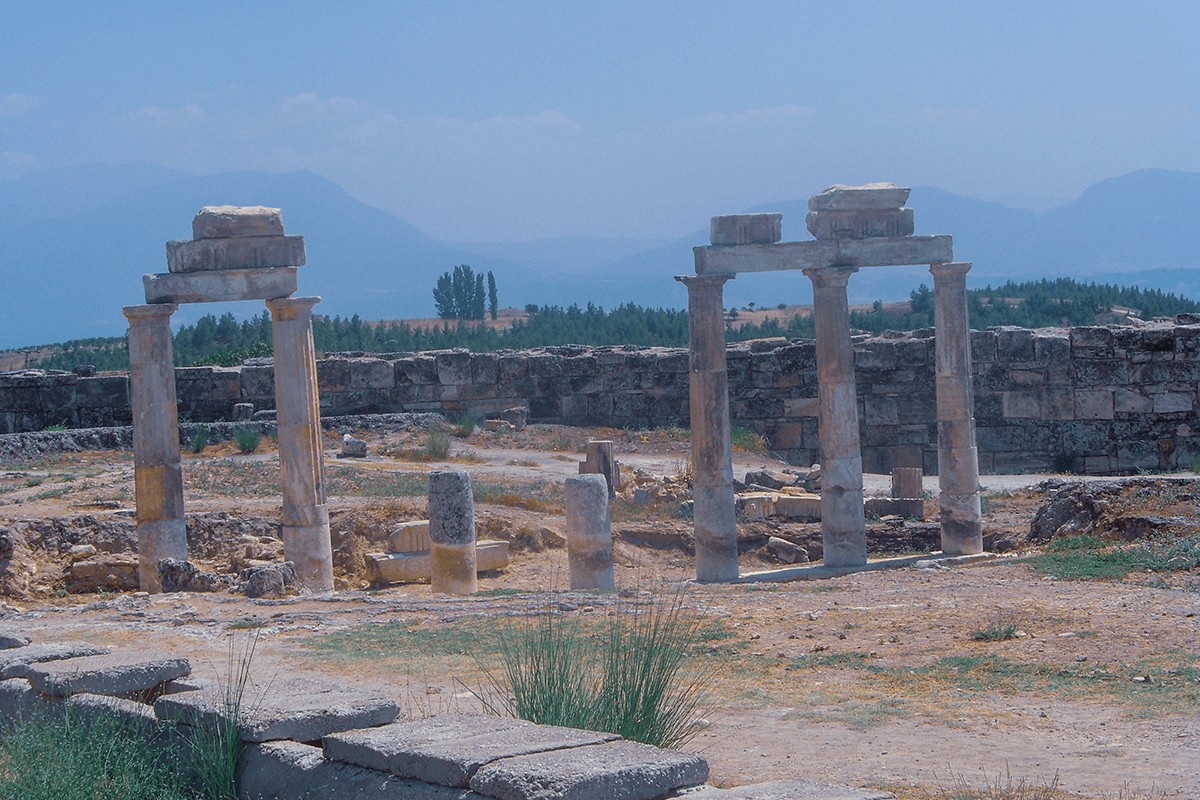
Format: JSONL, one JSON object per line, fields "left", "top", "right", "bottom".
{"left": 4, "top": 321, "right": 1200, "bottom": 476}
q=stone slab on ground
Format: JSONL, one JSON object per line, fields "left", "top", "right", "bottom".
{"left": 0, "top": 641, "right": 112, "bottom": 680}
{"left": 389, "top": 520, "right": 431, "bottom": 553}
{"left": 676, "top": 779, "right": 894, "bottom": 799}
{"left": 155, "top": 676, "right": 399, "bottom": 743}
{"left": 240, "top": 740, "right": 489, "bottom": 800}
{"left": 65, "top": 692, "right": 160, "bottom": 726}
{"left": 143, "top": 267, "right": 298, "bottom": 304}
{"left": 166, "top": 234, "right": 306, "bottom": 272}
{"left": 0, "top": 678, "right": 42, "bottom": 721}
{"left": 192, "top": 205, "right": 285, "bottom": 239}
{"left": 469, "top": 739, "right": 709, "bottom": 800}
{"left": 323, "top": 715, "right": 620, "bottom": 788}
{"left": 0, "top": 629, "right": 30, "bottom": 649}
{"left": 25, "top": 650, "right": 190, "bottom": 698}
{"left": 367, "top": 540, "right": 510, "bottom": 585}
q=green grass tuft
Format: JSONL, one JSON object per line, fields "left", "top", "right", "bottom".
{"left": 1031, "top": 532, "right": 1200, "bottom": 580}
{"left": 233, "top": 426, "right": 261, "bottom": 455}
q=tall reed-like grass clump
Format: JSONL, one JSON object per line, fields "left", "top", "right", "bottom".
{"left": 187, "top": 633, "right": 258, "bottom": 800}
{"left": 477, "top": 591, "right": 711, "bottom": 749}
{"left": 424, "top": 430, "right": 451, "bottom": 460}
{"left": 233, "top": 426, "right": 261, "bottom": 455}
{"left": 0, "top": 705, "right": 190, "bottom": 800}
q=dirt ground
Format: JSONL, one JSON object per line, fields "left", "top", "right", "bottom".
{"left": 1, "top": 422, "right": 1197, "bottom": 799}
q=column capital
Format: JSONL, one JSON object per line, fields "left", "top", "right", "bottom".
{"left": 802, "top": 266, "right": 857, "bottom": 290}
{"left": 930, "top": 261, "right": 972, "bottom": 280}
{"left": 675, "top": 273, "right": 734, "bottom": 290}
{"left": 267, "top": 295, "right": 321, "bottom": 321}
{"left": 123, "top": 303, "right": 177, "bottom": 325}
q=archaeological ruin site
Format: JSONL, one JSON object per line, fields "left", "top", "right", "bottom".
{"left": 0, "top": 188, "right": 1196, "bottom": 799}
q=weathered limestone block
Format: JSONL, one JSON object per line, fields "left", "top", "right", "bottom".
{"left": 1074, "top": 390, "right": 1115, "bottom": 420}
{"left": 578, "top": 440, "right": 619, "bottom": 498}
{"left": 25, "top": 650, "right": 190, "bottom": 698}
{"left": 192, "top": 205, "right": 285, "bottom": 239}
{"left": 805, "top": 208, "right": 914, "bottom": 240}
{"left": 564, "top": 474, "right": 615, "bottom": 591}
{"left": 366, "top": 541, "right": 509, "bottom": 585}
{"left": 0, "top": 629, "right": 31, "bottom": 649}
{"left": 144, "top": 267, "right": 298, "bottom": 304}
{"left": 469, "top": 739, "right": 709, "bottom": 800}
{"left": 0, "top": 678, "right": 45, "bottom": 721}
{"left": 709, "top": 213, "right": 782, "bottom": 245}
{"left": 350, "top": 358, "right": 395, "bottom": 390}
{"left": 0, "top": 642, "right": 112, "bottom": 680}
{"left": 389, "top": 520, "right": 431, "bottom": 553}
{"left": 166, "top": 234, "right": 305, "bottom": 273}
{"left": 808, "top": 182, "right": 910, "bottom": 211}
{"left": 340, "top": 434, "right": 368, "bottom": 458}
{"left": 154, "top": 676, "right": 399, "bottom": 743}
{"left": 427, "top": 471, "right": 478, "bottom": 595}
{"left": 323, "top": 716, "right": 620, "bottom": 788}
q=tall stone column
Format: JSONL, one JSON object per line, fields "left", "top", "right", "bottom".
{"left": 803, "top": 267, "right": 866, "bottom": 567}
{"left": 123, "top": 303, "right": 186, "bottom": 592}
{"left": 675, "top": 273, "right": 738, "bottom": 581}
{"left": 930, "top": 262, "right": 983, "bottom": 554}
{"left": 267, "top": 296, "right": 334, "bottom": 591}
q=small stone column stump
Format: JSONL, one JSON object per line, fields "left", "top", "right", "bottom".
{"left": 564, "top": 474, "right": 616, "bottom": 591}
{"left": 427, "top": 471, "right": 478, "bottom": 595}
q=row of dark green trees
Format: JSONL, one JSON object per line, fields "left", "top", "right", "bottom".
{"left": 22, "top": 278, "right": 1200, "bottom": 371}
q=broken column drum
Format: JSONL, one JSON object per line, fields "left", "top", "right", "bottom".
{"left": 427, "top": 471, "right": 478, "bottom": 595}
{"left": 123, "top": 303, "right": 186, "bottom": 593}
{"left": 124, "top": 205, "right": 330, "bottom": 592}
{"left": 564, "top": 473, "right": 616, "bottom": 590}
{"left": 682, "top": 184, "right": 980, "bottom": 580}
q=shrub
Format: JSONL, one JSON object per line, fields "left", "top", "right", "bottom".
{"left": 234, "top": 426, "right": 261, "bottom": 454}
{"left": 424, "top": 430, "right": 451, "bottom": 460}
{"left": 454, "top": 415, "right": 479, "bottom": 438}
{"left": 190, "top": 427, "right": 211, "bottom": 454}
{"left": 475, "top": 591, "right": 711, "bottom": 749}
{"left": 730, "top": 426, "right": 768, "bottom": 455}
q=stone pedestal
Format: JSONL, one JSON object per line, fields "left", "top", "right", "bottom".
{"left": 930, "top": 262, "right": 983, "bottom": 554}
{"left": 123, "top": 304, "right": 186, "bottom": 593}
{"left": 675, "top": 273, "right": 738, "bottom": 582}
{"left": 803, "top": 267, "right": 867, "bottom": 567}
{"left": 564, "top": 474, "right": 615, "bottom": 591}
{"left": 427, "top": 471, "right": 478, "bottom": 595}
{"left": 267, "top": 297, "right": 334, "bottom": 591}
{"left": 578, "top": 440, "right": 619, "bottom": 499}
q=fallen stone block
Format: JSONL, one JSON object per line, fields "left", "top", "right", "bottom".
{"left": 367, "top": 540, "right": 509, "bottom": 586}
{"left": 240, "top": 561, "right": 298, "bottom": 598}
{"left": 66, "top": 555, "right": 140, "bottom": 593}
{"left": 0, "top": 678, "right": 43, "bottom": 721}
{"left": 155, "top": 676, "right": 399, "bottom": 743}
{"left": 65, "top": 692, "right": 160, "bottom": 726}
{"left": 158, "top": 558, "right": 228, "bottom": 593}
{"left": 323, "top": 716, "right": 619, "bottom": 788}
{"left": 736, "top": 493, "right": 776, "bottom": 521}
{"left": 677, "top": 778, "right": 895, "bottom": 799}
{"left": 144, "top": 267, "right": 298, "bottom": 304}
{"left": 240, "top": 740, "right": 489, "bottom": 800}
{"left": 469, "top": 738, "right": 709, "bottom": 800}
{"left": 166, "top": 234, "right": 306, "bottom": 273}
{"left": 766, "top": 536, "right": 808, "bottom": 564}
{"left": 0, "top": 629, "right": 30, "bottom": 649}
{"left": 808, "top": 183, "right": 910, "bottom": 211}
{"left": 744, "top": 469, "right": 791, "bottom": 490}
{"left": 192, "top": 205, "right": 285, "bottom": 240}
{"left": 340, "top": 434, "right": 368, "bottom": 458}
{"left": 0, "top": 641, "right": 112, "bottom": 680}
{"left": 389, "top": 521, "right": 431, "bottom": 553}
{"left": 25, "top": 650, "right": 191, "bottom": 698}
{"left": 774, "top": 494, "right": 821, "bottom": 521}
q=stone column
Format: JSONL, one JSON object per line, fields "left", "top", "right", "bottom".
{"left": 803, "top": 267, "right": 866, "bottom": 567}
{"left": 675, "top": 273, "right": 738, "bottom": 582}
{"left": 123, "top": 303, "right": 186, "bottom": 593}
{"left": 427, "top": 471, "right": 478, "bottom": 595}
{"left": 267, "top": 296, "right": 334, "bottom": 591}
{"left": 930, "top": 262, "right": 983, "bottom": 554}
{"left": 564, "top": 474, "right": 616, "bottom": 590}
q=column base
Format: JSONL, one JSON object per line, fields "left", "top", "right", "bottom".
{"left": 821, "top": 487, "right": 867, "bottom": 568}
{"left": 939, "top": 492, "right": 983, "bottom": 555}
{"left": 431, "top": 542, "right": 478, "bottom": 595}
{"left": 693, "top": 483, "right": 739, "bottom": 582}
{"left": 281, "top": 518, "right": 334, "bottom": 592}
{"left": 137, "top": 518, "right": 188, "bottom": 593}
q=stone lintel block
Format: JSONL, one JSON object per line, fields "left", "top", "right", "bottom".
{"left": 469, "top": 738, "right": 709, "bottom": 800}
{"left": 166, "top": 234, "right": 305, "bottom": 273}
{"left": 677, "top": 778, "right": 895, "bottom": 799}
{"left": 808, "top": 182, "right": 910, "bottom": 211}
{"left": 367, "top": 541, "right": 510, "bottom": 585}
{"left": 0, "top": 630, "right": 31, "bottom": 649}
{"left": 710, "top": 213, "right": 783, "bottom": 245}
{"left": 144, "top": 267, "right": 298, "bottom": 304}
{"left": 0, "top": 642, "right": 113, "bottom": 681}
{"left": 154, "top": 677, "right": 399, "bottom": 742}
{"left": 192, "top": 205, "right": 284, "bottom": 239}
{"left": 775, "top": 494, "right": 821, "bottom": 521}
{"left": 694, "top": 236, "right": 951, "bottom": 276}
{"left": 25, "top": 650, "right": 190, "bottom": 698}
{"left": 389, "top": 520, "right": 432, "bottom": 553}
{"left": 805, "top": 208, "right": 914, "bottom": 240}
{"left": 241, "top": 741, "right": 489, "bottom": 800}
{"left": 323, "top": 715, "right": 621, "bottom": 788}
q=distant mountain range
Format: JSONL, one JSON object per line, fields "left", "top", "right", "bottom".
{"left": 1, "top": 164, "right": 1197, "bottom": 349}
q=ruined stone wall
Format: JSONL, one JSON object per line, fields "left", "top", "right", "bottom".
{"left": 5, "top": 321, "right": 1200, "bottom": 475}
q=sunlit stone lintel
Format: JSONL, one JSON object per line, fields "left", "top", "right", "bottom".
{"left": 693, "top": 235, "right": 952, "bottom": 276}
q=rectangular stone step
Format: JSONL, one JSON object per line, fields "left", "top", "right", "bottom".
{"left": 323, "top": 715, "right": 619, "bottom": 788}
{"left": 469, "top": 738, "right": 709, "bottom": 800}
{"left": 154, "top": 676, "right": 399, "bottom": 743}
{"left": 367, "top": 540, "right": 510, "bottom": 586}
{"left": 25, "top": 650, "right": 190, "bottom": 698}
{"left": 0, "top": 641, "right": 112, "bottom": 680}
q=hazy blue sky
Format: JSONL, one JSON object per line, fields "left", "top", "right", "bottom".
{"left": 3, "top": 1, "right": 1197, "bottom": 241}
